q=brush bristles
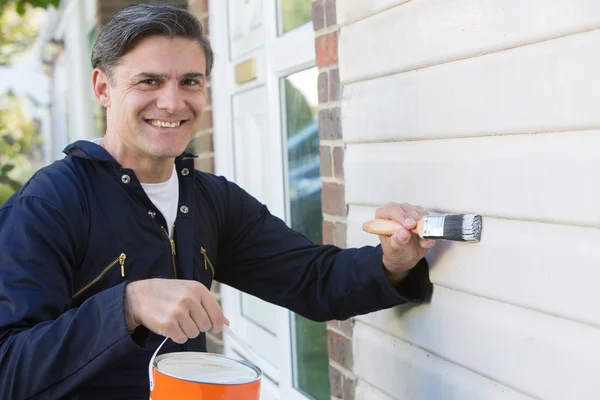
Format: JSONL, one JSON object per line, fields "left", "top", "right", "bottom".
{"left": 440, "top": 214, "right": 482, "bottom": 242}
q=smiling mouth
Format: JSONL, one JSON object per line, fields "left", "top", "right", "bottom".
{"left": 146, "top": 119, "right": 185, "bottom": 128}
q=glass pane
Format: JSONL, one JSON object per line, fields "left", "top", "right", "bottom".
{"left": 282, "top": 68, "right": 330, "bottom": 400}
{"left": 279, "top": 0, "right": 313, "bottom": 34}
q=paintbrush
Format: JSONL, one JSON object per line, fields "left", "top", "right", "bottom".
{"left": 362, "top": 214, "right": 482, "bottom": 242}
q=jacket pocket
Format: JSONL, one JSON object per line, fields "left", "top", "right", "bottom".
{"left": 200, "top": 247, "right": 215, "bottom": 279}
{"left": 72, "top": 252, "right": 127, "bottom": 299}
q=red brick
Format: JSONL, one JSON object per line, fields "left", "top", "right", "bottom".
{"left": 318, "top": 107, "right": 341, "bottom": 140}
{"left": 202, "top": 16, "right": 210, "bottom": 35}
{"left": 206, "top": 86, "right": 212, "bottom": 104}
{"left": 325, "top": 0, "right": 337, "bottom": 26}
{"left": 199, "top": 109, "right": 213, "bottom": 131}
{"left": 327, "top": 330, "right": 353, "bottom": 370}
{"left": 343, "top": 374, "right": 357, "bottom": 400}
{"left": 318, "top": 71, "right": 329, "bottom": 104}
{"left": 188, "top": 0, "right": 202, "bottom": 16}
{"left": 312, "top": 0, "right": 325, "bottom": 31}
{"left": 194, "top": 157, "right": 215, "bottom": 174}
{"left": 323, "top": 220, "right": 335, "bottom": 245}
{"left": 319, "top": 145, "right": 332, "bottom": 177}
{"left": 323, "top": 220, "right": 344, "bottom": 247}
{"left": 329, "top": 68, "right": 341, "bottom": 101}
{"left": 333, "top": 146, "right": 344, "bottom": 178}
{"left": 322, "top": 182, "right": 346, "bottom": 216}
{"left": 315, "top": 32, "right": 338, "bottom": 67}
{"left": 322, "top": 221, "right": 346, "bottom": 247}
{"left": 194, "top": 133, "right": 213, "bottom": 153}
{"left": 329, "top": 365, "right": 343, "bottom": 398}
{"left": 327, "top": 318, "right": 353, "bottom": 338}
{"left": 98, "top": 0, "right": 188, "bottom": 27}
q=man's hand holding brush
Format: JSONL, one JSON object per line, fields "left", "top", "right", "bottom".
{"left": 366, "top": 202, "right": 483, "bottom": 284}
{"left": 374, "top": 202, "right": 436, "bottom": 285}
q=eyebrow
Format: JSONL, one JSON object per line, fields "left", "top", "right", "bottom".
{"left": 132, "top": 72, "right": 205, "bottom": 81}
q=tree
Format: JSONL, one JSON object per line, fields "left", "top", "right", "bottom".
{"left": 0, "top": 0, "right": 59, "bottom": 14}
{"left": 0, "top": 0, "right": 59, "bottom": 65}
{"left": 0, "top": 92, "right": 42, "bottom": 204}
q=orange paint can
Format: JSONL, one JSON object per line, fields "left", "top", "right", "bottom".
{"left": 150, "top": 352, "right": 262, "bottom": 400}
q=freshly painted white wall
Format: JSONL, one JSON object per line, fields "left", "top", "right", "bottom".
{"left": 339, "top": 1, "right": 600, "bottom": 399}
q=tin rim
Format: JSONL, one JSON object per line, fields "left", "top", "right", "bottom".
{"left": 153, "top": 352, "right": 263, "bottom": 386}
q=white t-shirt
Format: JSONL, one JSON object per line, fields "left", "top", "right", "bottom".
{"left": 91, "top": 138, "right": 179, "bottom": 236}
{"left": 140, "top": 165, "right": 179, "bottom": 237}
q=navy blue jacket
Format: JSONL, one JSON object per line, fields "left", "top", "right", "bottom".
{"left": 0, "top": 141, "right": 432, "bottom": 399}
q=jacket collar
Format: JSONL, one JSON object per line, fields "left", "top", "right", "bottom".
{"left": 63, "top": 140, "right": 198, "bottom": 165}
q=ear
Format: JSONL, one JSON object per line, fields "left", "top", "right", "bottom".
{"left": 92, "top": 68, "right": 112, "bottom": 108}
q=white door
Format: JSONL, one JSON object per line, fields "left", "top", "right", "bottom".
{"left": 210, "top": 1, "right": 330, "bottom": 399}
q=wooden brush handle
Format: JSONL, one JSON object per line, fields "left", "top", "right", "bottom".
{"left": 362, "top": 219, "right": 423, "bottom": 236}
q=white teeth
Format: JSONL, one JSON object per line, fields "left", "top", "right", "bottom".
{"left": 150, "top": 120, "right": 181, "bottom": 128}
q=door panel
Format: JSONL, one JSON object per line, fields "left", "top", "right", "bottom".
{"left": 228, "top": 0, "right": 264, "bottom": 58}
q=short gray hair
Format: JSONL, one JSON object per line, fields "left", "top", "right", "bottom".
{"left": 91, "top": 2, "right": 213, "bottom": 79}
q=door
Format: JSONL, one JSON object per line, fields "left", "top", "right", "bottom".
{"left": 210, "top": 0, "right": 330, "bottom": 399}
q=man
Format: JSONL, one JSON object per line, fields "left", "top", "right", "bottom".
{"left": 0, "top": 3, "right": 435, "bottom": 399}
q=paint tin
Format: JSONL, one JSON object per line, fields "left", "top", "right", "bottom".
{"left": 150, "top": 352, "right": 262, "bottom": 400}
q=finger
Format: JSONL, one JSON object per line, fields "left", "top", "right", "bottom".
{"left": 161, "top": 319, "right": 187, "bottom": 344}
{"left": 415, "top": 206, "right": 429, "bottom": 218}
{"left": 178, "top": 315, "right": 201, "bottom": 340}
{"left": 171, "top": 304, "right": 201, "bottom": 340}
{"left": 201, "top": 294, "right": 225, "bottom": 334}
{"left": 188, "top": 304, "right": 211, "bottom": 335}
{"left": 376, "top": 203, "right": 414, "bottom": 230}
{"left": 399, "top": 203, "right": 422, "bottom": 225}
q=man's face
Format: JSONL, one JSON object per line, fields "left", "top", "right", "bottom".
{"left": 96, "top": 35, "right": 207, "bottom": 160}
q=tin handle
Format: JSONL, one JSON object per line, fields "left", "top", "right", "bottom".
{"left": 149, "top": 337, "right": 169, "bottom": 392}
{"left": 223, "top": 325, "right": 263, "bottom": 366}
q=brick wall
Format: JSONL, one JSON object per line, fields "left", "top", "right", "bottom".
{"left": 313, "top": 1, "right": 356, "bottom": 399}
{"left": 187, "top": 0, "right": 221, "bottom": 354}
{"left": 188, "top": 0, "right": 215, "bottom": 175}
{"left": 97, "top": 0, "right": 188, "bottom": 27}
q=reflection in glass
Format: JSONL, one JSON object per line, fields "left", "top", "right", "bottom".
{"left": 282, "top": 68, "right": 330, "bottom": 400}
{"left": 279, "top": 0, "right": 313, "bottom": 34}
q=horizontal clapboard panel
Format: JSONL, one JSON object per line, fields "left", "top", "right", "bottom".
{"left": 353, "top": 321, "right": 534, "bottom": 400}
{"left": 355, "top": 286, "right": 600, "bottom": 400}
{"left": 337, "top": 0, "right": 410, "bottom": 26}
{"left": 345, "top": 132, "right": 600, "bottom": 227}
{"left": 348, "top": 205, "right": 600, "bottom": 329}
{"left": 340, "top": 0, "right": 600, "bottom": 83}
{"left": 342, "top": 30, "right": 600, "bottom": 142}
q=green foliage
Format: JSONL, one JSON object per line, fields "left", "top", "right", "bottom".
{"left": 0, "top": 0, "right": 59, "bottom": 15}
{"left": 0, "top": 92, "right": 42, "bottom": 204}
{"left": 0, "top": 2, "right": 37, "bottom": 65}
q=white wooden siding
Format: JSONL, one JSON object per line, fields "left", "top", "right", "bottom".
{"left": 339, "top": 0, "right": 600, "bottom": 83}
{"left": 342, "top": 29, "right": 600, "bottom": 143}
{"left": 344, "top": 132, "right": 600, "bottom": 227}
{"left": 353, "top": 321, "right": 535, "bottom": 400}
{"left": 338, "top": 0, "right": 600, "bottom": 398}
{"left": 348, "top": 206, "right": 600, "bottom": 330}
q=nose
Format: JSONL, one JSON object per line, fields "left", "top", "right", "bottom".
{"left": 156, "top": 83, "right": 185, "bottom": 115}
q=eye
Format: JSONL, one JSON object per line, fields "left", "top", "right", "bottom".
{"left": 141, "top": 79, "right": 158, "bottom": 85}
{"left": 182, "top": 79, "right": 202, "bottom": 86}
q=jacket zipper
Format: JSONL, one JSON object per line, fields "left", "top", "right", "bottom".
{"left": 72, "top": 253, "right": 126, "bottom": 299}
{"left": 161, "top": 225, "right": 178, "bottom": 279}
{"left": 200, "top": 247, "right": 215, "bottom": 278}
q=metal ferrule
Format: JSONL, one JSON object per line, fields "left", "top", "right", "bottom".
{"left": 422, "top": 216, "right": 445, "bottom": 238}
